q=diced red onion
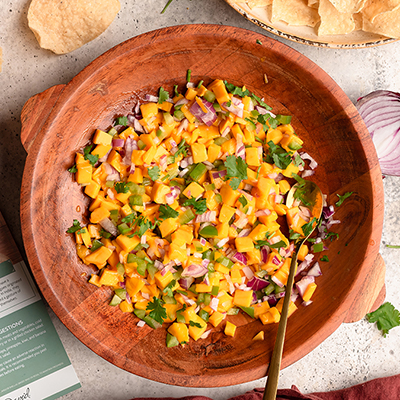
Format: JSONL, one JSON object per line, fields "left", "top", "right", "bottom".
{"left": 199, "top": 237, "right": 206, "bottom": 246}
{"left": 272, "top": 255, "right": 282, "bottom": 266}
{"left": 103, "top": 162, "right": 120, "bottom": 181}
{"left": 232, "top": 252, "right": 247, "bottom": 265}
{"left": 307, "top": 262, "right": 322, "bottom": 277}
{"left": 302, "top": 300, "right": 313, "bottom": 307}
{"left": 265, "top": 294, "right": 278, "bottom": 307}
{"left": 296, "top": 275, "right": 315, "bottom": 299}
{"left": 195, "top": 211, "right": 216, "bottom": 223}
{"left": 221, "top": 126, "right": 230, "bottom": 137}
{"left": 217, "top": 237, "right": 230, "bottom": 247}
{"left": 211, "top": 170, "right": 227, "bottom": 179}
{"left": 200, "top": 329, "right": 212, "bottom": 339}
{"left": 98, "top": 148, "right": 112, "bottom": 163}
{"left": 181, "top": 264, "right": 208, "bottom": 278}
{"left": 177, "top": 119, "right": 189, "bottom": 135}
{"left": 237, "top": 228, "right": 251, "bottom": 237}
{"left": 322, "top": 205, "right": 335, "bottom": 219}
{"left": 222, "top": 101, "right": 244, "bottom": 118}
{"left": 189, "top": 98, "right": 218, "bottom": 126}
{"left": 165, "top": 192, "right": 175, "bottom": 205}
{"left": 175, "top": 98, "right": 189, "bottom": 107}
{"left": 302, "top": 169, "right": 315, "bottom": 178}
{"left": 255, "top": 106, "right": 275, "bottom": 118}
{"left": 300, "top": 152, "right": 318, "bottom": 169}
{"left": 179, "top": 168, "right": 189, "bottom": 177}
{"left": 141, "top": 235, "right": 147, "bottom": 245}
{"left": 144, "top": 94, "right": 159, "bottom": 102}
{"left": 137, "top": 320, "right": 146, "bottom": 327}
{"left": 291, "top": 288, "right": 299, "bottom": 303}
{"left": 210, "top": 297, "right": 219, "bottom": 312}
{"left": 247, "top": 276, "right": 270, "bottom": 291}
{"left": 242, "top": 266, "right": 254, "bottom": 280}
{"left": 99, "top": 218, "right": 118, "bottom": 237}
{"left": 261, "top": 246, "right": 270, "bottom": 263}
{"left": 255, "top": 209, "right": 271, "bottom": 217}
{"left": 112, "top": 138, "right": 125, "bottom": 148}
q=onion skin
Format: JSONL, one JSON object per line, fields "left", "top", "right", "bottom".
{"left": 356, "top": 90, "right": 400, "bottom": 175}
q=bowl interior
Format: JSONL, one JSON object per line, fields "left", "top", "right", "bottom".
{"left": 20, "top": 24, "right": 383, "bottom": 387}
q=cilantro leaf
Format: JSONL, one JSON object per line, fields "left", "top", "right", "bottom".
{"left": 189, "top": 320, "right": 202, "bottom": 328}
{"left": 183, "top": 197, "right": 207, "bottom": 215}
{"left": 256, "top": 39, "right": 262, "bottom": 45}
{"left": 146, "top": 297, "right": 167, "bottom": 325}
{"left": 115, "top": 116, "right": 128, "bottom": 126}
{"left": 366, "top": 302, "right": 400, "bottom": 337}
{"left": 148, "top": 166, "right": 161, "bottom": 181}
{"left": 224, "top": 155, "right": 248, "bottom": 190}
{"left": 158, "top": 87, "right": 169, "bottom": 104}
{"left": 159, "top": 204, "right": 179, "bottom": 220}
{"left": 336, "top": 191, "right": 353, "bottom": 207}
{"left": 224, "top": 82, "right": 251, "bottom": 97}
{"left": 251, "top": 93, "right": 272, "bottom": 110}
{"left": 301, "top": 217, "right": 317, "bottom": 237}
{"left": 320, "top": 255, "right": 329, "bottom": 262}
{"left": 163, "top": 280, "right": 176, "bottom": 297}
{"left": 66, "top": 219, "right": 83, "bottom": 233}
{"left": 100, "top": 228, "right": 111, "bottom": 239}
{"left": 122, "top": 213, "right": 136, "bottom": 224}
{"left": 254, "top": 239, "right": 286, "bottom": 250}
{"left": 325, "top": 231, "right": 339, "bottom": 241}
{"left": 114, "top": 182, "right": 129, "bottom": 194}
{"left": 83, "top": 145, "right": 99, "bottom": 166}
{"left": 68, "top": 165, "right": 78, "bottom": 173}
{"left": 266, "top": 141, "right": 292, "bottom": 170}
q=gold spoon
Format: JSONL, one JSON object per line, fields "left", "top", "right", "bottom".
{"left": 263, "top": 180, "right": 323, "bottom": 400}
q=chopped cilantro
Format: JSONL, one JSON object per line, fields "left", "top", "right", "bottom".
{"left": 256, "top": 39, "right": 262, "bottom": 45}
{"left": 83, "top": 145, "right": 99, "bottom": 166}
{"left": 173, "top": 84, "right": 179, "bottom": 97}
{"left": 122, "top": 213, "right": 136, "bottom": 224}
{"left": 66, "top": 219, "right": 83, "bottom": 234}
{"left": 325, "top": 231, "right": 339, "bottom": 241}
{"left": 146, "top": 297, "right": 167, "bottom": 325}
{"left": 100, "top": 228, "right": 111, "bottom": 239}
{"left": 186, "top": 69, "right": 192, "bottom": 82}
{"left": 293, "top": 154, "right": 305, "bottom": 167}
{"left": 174, "top": 139, "right": 189, "bottom": 158}
{"left": 115, "top": 116, "right": 128, "bottom": 126}
{"left": 183, "top": 197, "right": 207, "bottom": 215}
{"left": 163, "top": 280, "right": 176, "bottom": 297}
{"left": 224, "top": 155, "right": 248, "bottom": 190}
{"left": 386, "top": 244, "right": 400, "bottom": 248}
{"left": 251, "top": 94, "right": 272, "bottom": 110}
{"left": 336, "top": 191, "right": 353, "bottom": 207}
{"left": 238, "top": 196, "right": 248, "bottom": 208}
{"left": 91, "top": 239, "right": 104, "bottom": 252}
{"left": 301, "top": 217, "right": 317, "bottom": 237}
{"left": 68, "top": 165, "right": 77, "bottom": 173}
{"left": 224, "top": 82, "right": 251, "bottom": 97}
{"left": 189, "top": 320, "right": 202, "bottom": 328}
{"left": 255, "top": 239, "right": 286, "bottom": 250}
{"left": 148, "top": 166, "right": 161, "bottom": 181}
{"left": 159, "top": 204, "right": 179, "bottom": 220}
{"left": 266, "top": 141, "right": 292, "bottom": 170}
{"left": 366, "top": 302, "right": 400, "bottom": 337}
{"left": 158, "top": 87, "right": 169, "bottom": 104}
{"left": 289, "top": 229, "right": 302, "bottom": 240}
{"left": 114, "top": 182, "right": 129, "bottom": 194}
{"left": 320, "top": 255, "right": 329, "bottom": 262}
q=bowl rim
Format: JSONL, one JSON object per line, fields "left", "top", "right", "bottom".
{"left": 20, "top": 23, "right": 384, "bottom": 387}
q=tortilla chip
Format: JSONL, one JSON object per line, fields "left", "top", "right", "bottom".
{"left": 308, "top": 0, "right": 319, "bottom": 9}
{"left": 362, "top": 0, "right": 400, "bottom": 22}
{"left": 27, "top": 0, "right": 120, "bottom": 54}
{"left": 247, "top": 0, "right": 272, "bottom": 8}
{"left": 318, "top": 0, "right": 356, "bottom": 34}
{"left": 353, "top": 12, "right": 364, "bottom": 29}
{"left": 271, "top": 0, "right": 320, "bottom": 26}
{"left": 328, "top": 0, "right": 366, "bottom": 13}
{"left": 362, "top": 6, "right": 400, "bottom": 37}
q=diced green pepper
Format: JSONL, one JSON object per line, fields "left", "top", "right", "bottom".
{"left": 134, "top": 308, "right": 146, "bottom": 319}
{"left": 166, "top": 333, "right": 180, "bottom": 348}
{"left": 189, "top": 163, "right": 207, "bottom": 182}
{"left": 109, "top": 294, "right": 122, "bottom": 306}
{"left": 178, "top": 209, "right": 196, "bottom": 225}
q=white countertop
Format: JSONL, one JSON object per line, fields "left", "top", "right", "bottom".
{"left": 1, "top": 1, "right": 400, "bottom": 399}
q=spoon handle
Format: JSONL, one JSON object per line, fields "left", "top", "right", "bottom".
{"left": 263, "top": 252, "right": 299, "bottom": 400}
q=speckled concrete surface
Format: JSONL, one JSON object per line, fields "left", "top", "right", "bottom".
{"left": 1, "top": 1, "right": 400, "bottom": 399}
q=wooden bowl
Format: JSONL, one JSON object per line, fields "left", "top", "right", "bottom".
{"left": 20, "top": 24, "right": 385, "bottom": 387}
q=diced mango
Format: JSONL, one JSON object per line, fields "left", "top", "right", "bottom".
{"left": 233, "top": 289, "right": 253, "bottom": 308}
{"left": 235, "top": 237, "right": 254, "bottom": 253}
{"left": 252, "top": 331, "right": 265, "bottom": 341}
{"left": 224, "top": 321, "right": 236, "bottom": 337}
{"left": 168, "top": 323, "right": 189, "bottom": 344}
{"left": 191, "top": 143, "right": 208, "bottom": 163}
{"left": 259, "top": 307, "right": 281, "bottom": 324}
{"left": 209, "top": 311, "right": 226, "bottom": 327}
{"left": 90, "top": 206, "right": 110, "bottom": 224}
{"left": 159, "top": 218, "right": 179, "bottom": 237}
{"left": 115, "top": 234, "right": 140, "bottom": 253}
{"left": 183, "top": 182, "right": 204, "bottom": 198}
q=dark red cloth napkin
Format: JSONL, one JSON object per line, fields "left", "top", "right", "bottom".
{"left": 130, "top": 374, "right": 400, "bottom": 400}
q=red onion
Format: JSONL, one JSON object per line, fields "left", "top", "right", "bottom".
{"left": 176, "top": 119, "right": 189, "bottom": 135}
{"left": 296, "top": 275, "right": 315, "bottom": 298}
{"left": 307, "top": 262, "right": 322, "bottom": 277}
{"left": 195, "top": 211, "right": 216, "bottom": 223}
{"left": 99, "top": 218, "right": 118, "bottom": 237}
{"left": 210, "top": 297, "right": 219, "bottom": 311}
{"left": 255, "top": 209, "right": 271, "bottom": 217}
{"left": 242, "top": 266, "right": 254, "bottom": 280}
{"left": 200, "top": 329, "right": 212, "bottom": 339}
{"left": 222, "top": 101, "right": 244, "bottom": 118}
{"left": 237, "top": 228, "right": 251, "bottom": 237}
{"left": 179, "top": 276, "right": 194, "bottom": 290}
{"left": 232, "top": 252, "right": 247, "bottom": 265}
{"left": 137, "top": 320, "right": 146, "bottom": 327}
{"left": 322, "top": 205, "right": 335, "bottom": 219}
{"left": 189, "top": 98, "right": 217, "bottom": 126}
{"left": 144, "top": 94, "right": 159, "bottom": 102}
{"left": 211, "top": 170, "right": 227, "bottom": 179}
{"left": 247, "top": 276, "right": 270, "bottom": 291}
{"left": 112, "top": 138, "right": 125, "bottom": 148}
{"left": 300, "top": 152, "right": 318, "bottom": 169}
{"left": 356, "top": 90, "right": 400, "bottom": 175}
{"left": 272, "top": 255, "right": 282, "bottom": 266}
{"left": 256, "top": 106, "right": 275, "bottom": 118}
{"left": 181, "top": 264, "right": 208, "bottom": 278}
{"left": 261, "top": 246, "right": 270, "bottom": 263}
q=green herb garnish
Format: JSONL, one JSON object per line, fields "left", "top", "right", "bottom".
{"left": 366, "top": 302, "right": 400, "bottom": 337}
{"left": 83, "top": 145, "right": 99, "bottom": 166}
{"left": 158, "top": 87, "right": 169, "bottom": 104}
{"left": 224, "top": 155, "right": 248, "bottom": 190}
{"left": 159, "top": 204, "right": 179, "bottom": 220}
{"left": 336, "top": 191, "right": 353, "bottom": 207}
{"left": 146, "top": 297, "right": 167, "bottom": 325}
{"left": 148, "top": 166, "right": 161, "bottom": 181}
{"left": 114, "top": 182, "right": 129, "bottom": 194}
{"left": 183, "top": 197, "right": 207, "bottom": 215}
{"left": 115, "top": 116, "right": 128, "bottom": 126}
{"left": 66, "top": 219, "right": 83, "bottom": 233}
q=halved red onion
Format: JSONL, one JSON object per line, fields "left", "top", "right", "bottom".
{"left": 356, "top": 90, "right": 400, "bottom": 175}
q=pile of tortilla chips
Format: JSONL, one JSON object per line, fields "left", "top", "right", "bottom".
{"left": 233, "top": 0, "right": 400, "bottom": 38}
{"left": 28, "top": 0, "right": 120, "bottom": 54}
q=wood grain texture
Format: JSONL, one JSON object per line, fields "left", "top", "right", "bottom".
{"left": 20, "top": 84, "right": 66, "bottom": 152}
{"left": 19, "top": 25, "right": 385, "bottom": 387}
